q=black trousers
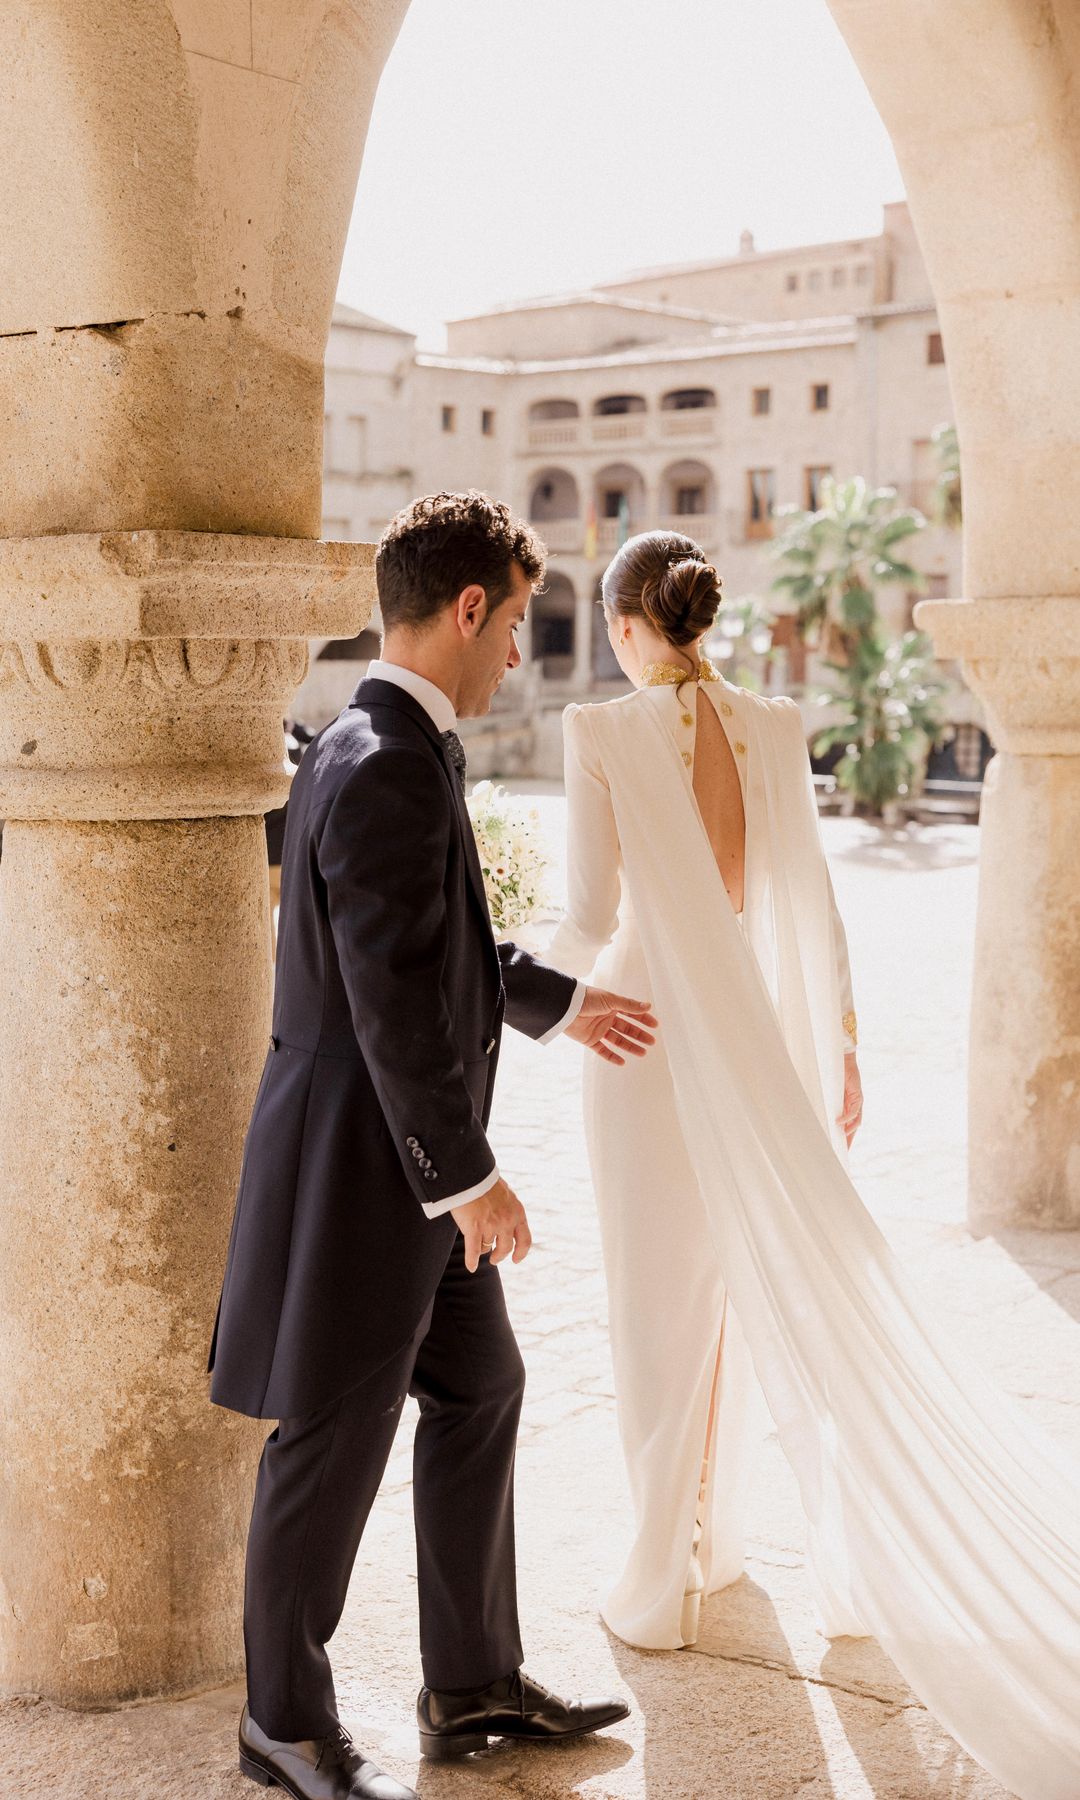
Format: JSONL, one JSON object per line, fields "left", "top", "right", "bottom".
{"left": 243, "top": 1238, "right": 526, "bottom": 1741}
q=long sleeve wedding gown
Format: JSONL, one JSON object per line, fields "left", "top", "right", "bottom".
{"left": 543, "top": 667, "right": 1080, "bottom": 1800}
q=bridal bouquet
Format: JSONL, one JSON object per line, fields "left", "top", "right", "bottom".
{"left": 465, "top": 781, "right": 553, "bottom": 938}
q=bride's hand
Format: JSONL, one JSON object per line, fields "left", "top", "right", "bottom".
{"left": 838, "top": 1052, "right": 863, "bottom": 1146}
{"left": 565, "top": 988, "right": 658, "bottom": 1065}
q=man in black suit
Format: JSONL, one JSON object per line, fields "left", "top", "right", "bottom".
{"left": 208, "top": 492, "right": 657, "bottom": 1799}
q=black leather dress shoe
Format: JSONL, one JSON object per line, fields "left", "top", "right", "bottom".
{"left": 416, "top": 1668, "right": 631, "bottom": 1760}
{"left": 238, "top": 1705, "right": 417, "bottom": 1799}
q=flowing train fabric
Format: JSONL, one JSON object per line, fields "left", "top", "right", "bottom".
{"left": 593, "top": 690, "right": 1080, "bottom": 1800}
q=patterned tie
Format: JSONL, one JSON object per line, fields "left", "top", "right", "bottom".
{"left": 440, "top": 728, "right": 468, "bottom": 797}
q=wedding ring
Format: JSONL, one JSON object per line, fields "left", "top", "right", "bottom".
{"left": 481, "top": 1239, "right": 495, "bottom": 1253}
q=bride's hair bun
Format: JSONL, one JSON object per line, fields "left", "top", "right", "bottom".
{"left": 601, "top": 530, "right": 722, "bottom": 649}
{"left": 640, "top": 556, "right": 721, "bottom": 648}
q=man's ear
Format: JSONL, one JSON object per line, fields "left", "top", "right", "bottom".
{"left": 454, "top": 583, "right": 488, "bottom": 637}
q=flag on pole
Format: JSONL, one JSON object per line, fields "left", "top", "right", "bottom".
{"left": 616, "top": 492, "right": 630, "bottom": 549}
{"left": 584, "top": 499, "right": 598, "bottom": 561}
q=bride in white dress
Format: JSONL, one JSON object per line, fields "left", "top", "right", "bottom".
{"left": 543, "top": 530, "right": 1080, "bottom": 1800}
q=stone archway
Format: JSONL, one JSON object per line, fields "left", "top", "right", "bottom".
{"left": 825, "top": 0, "right": 1080, "bottom": 1230}
{"left": 3, "top": 0, "right": 1080, "bottom": 1717}
{"left": 527, "top": 467, "right": 582, "bottom": 553}
{"left": 531, "top": 570, "right": 578, "bottom": 681}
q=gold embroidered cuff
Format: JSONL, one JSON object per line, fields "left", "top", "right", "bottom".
{"left": 842, "top": 1010, "right": 858, "bottom": 1047}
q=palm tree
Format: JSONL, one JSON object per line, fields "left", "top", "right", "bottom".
{"left": 810, "top": 628, "right": 951, "bottom": 816}
{"left": 769, "top": 476, "right": 948, "bottom": 816}
{"left": 769, "top": 475, "right": 924, "bottom": 662}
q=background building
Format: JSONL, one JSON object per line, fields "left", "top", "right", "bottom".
{"left": 297, "top": 201, "right": 977, "bottom": 776}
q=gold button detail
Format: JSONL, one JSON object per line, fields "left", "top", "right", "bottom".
{"left": 720, "top": 701, "right": 733, "bottom": 715}
{"left": 681, "top": 750, "right": 693, "bottom": 766}
{"left": 734, "top": 740, "right": 746, "bottom": 754}
{"left": 681, "top": 711, "right": 694, "bottom": 727}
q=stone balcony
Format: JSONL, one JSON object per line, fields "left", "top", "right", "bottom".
{"left": 658, "top": 408, "right": 719, "bottom": 441}
{"left": 590, "top": 415, "right": 647, "bottom": 446}
{"left": 535, "top": 517, "right": 584, "bottom": 553}
{"left": 526, "top": 420, "right": 582, "bottom": 452}
{"left": 660, "top": 510, "right": 719, "bottom": 548}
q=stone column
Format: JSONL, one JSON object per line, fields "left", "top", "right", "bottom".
{"left": 0, "top": 534, "right": 373, "bottom": 1705}
{"left": 0, "top": 0, "right": 409, "bottom": 1703}
{"left": 915, "top": 599, "right": 1080, "bottom": 1231}
{"left": 826, "top": 0, "right": 1080, "bottom": 1228}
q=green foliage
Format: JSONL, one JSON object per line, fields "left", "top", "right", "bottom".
{"left": 770, "top": 476, "right": 925, "bottom": 652}
{"left": 769, "top": 475, "right": 951, "bottom": 816}
{"left": 931, "top": 422, "right": 962, "bottom": 527}
{"left": 811, "top": 630, "right": 952, "bottom": 814}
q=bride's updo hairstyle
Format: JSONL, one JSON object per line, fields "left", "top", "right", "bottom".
{"left": 601, "top": 530, "right": 722, "bottom": 650}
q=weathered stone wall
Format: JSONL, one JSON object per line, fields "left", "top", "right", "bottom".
{"left": 0, "top": 0, "right": 401, "bottom": 1706}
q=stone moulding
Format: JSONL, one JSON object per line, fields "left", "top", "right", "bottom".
{"left": 0, "top": 531, "right": 375, "bottom": 821}
{"left": 914, "top": 595, "right": 1080, "bottom": 755}
{"left": 0, "top": 530, "right": 375, "bottom": 641}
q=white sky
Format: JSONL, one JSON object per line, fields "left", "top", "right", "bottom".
{"left": 337, "top": 0, "right": 905, "bottom": 351}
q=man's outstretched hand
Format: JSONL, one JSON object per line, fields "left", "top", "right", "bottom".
{"left": 565, "top": 988, "right": 658, "bottom": 1065}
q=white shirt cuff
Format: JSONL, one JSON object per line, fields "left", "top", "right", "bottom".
{"left": 422, "top": 1161, "right": 500, "bottom": 1221}
{"left": 535, "top": 978, "right": 587, "bottom": 1046}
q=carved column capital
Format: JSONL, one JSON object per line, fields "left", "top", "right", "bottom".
{"left": 914, "top": 596, "right": 1080, "bottom": 755}
{"left": 0, "top": 532, "right": 373, "bottom": 819}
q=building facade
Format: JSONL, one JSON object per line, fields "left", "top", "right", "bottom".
{"left": 298, "top": 201, "right": 974, "bottom": 774}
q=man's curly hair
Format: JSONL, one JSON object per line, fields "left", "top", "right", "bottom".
{"left": 376, "top": 490, "right": 546, "bottom": 633}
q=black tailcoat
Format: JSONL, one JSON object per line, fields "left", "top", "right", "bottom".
{"left": 207, "top": 678, "right": 577, "bottom": 1419}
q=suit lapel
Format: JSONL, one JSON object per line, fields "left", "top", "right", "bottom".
{"left": 349, "top": 678, "right": 498, "bottom": 955}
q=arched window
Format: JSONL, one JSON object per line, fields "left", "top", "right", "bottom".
{"left": 661, "top": 460, "right": 715, "bottom": 522}
{"left": 593, "top": 394, "right": 647, "bottom": 416}
{"left": 528, "top": 469, "right": 580, "bottom": 521}
{"left": 528, "top": 398, "right": 579, "bottom": 420}
{"left": 531, "top": 573, "right": 577, "bottom": 680}
{"left": 660, "top": 388, "right": 717, "bottom": 411}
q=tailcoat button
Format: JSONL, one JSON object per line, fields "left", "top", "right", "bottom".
{"left": 406, "top": 1136, "right": 418, "bottom": 1147}
{"left": 423, "top": 1170, "right": 437, "bottom": 1181}
{"left": 419, "top": 1157, "right": 431, "bottom": 1169}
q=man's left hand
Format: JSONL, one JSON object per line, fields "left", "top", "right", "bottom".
{"left": 565, "top": 988, "right": 658, "bottom": 1065}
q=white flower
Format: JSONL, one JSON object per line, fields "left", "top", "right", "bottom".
{"left": 464, "top": 783, "right": 554, "bottom": 936}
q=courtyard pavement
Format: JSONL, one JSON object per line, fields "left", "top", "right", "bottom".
{"left": 5, "top": 801, "right": 1080, "bottom": 1798}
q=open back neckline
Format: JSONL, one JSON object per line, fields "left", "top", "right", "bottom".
{"left": 642, "top": 679, "right": 747, "bottom": 923}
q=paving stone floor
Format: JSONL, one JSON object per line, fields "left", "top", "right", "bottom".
{"left": 4, "top": 804, "right": 1079, "bottom": 1798}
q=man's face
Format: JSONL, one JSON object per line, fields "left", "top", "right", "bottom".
{"left": 459, "top": 561, "right": 531, "bottom": 717}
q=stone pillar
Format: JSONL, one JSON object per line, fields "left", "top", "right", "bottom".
{"left": 0, "top": 535, "right": 373, "bottom": 1704}
{"left": 826, "top": 0, "right": 1080, "bottom": 1228}
{"left": 0, "top": 0, "right": 409, "bottom": 1703}
{"left": 915, "top": 598, "right": 1080, "bottom": 1231}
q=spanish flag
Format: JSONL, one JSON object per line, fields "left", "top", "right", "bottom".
{"left": 584, "top": 499, "right": 598, "bottom": 561}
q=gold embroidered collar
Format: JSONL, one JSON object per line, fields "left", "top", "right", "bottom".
{"left": 640, "top": 655, "right": 721, "bottom": 687}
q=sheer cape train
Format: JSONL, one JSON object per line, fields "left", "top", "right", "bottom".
{"left": 562, "top": 684, "right": 1080, "bottom": 1800}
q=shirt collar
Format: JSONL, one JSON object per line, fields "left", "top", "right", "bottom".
{"left": 365, "top": 657, "right": 458, "bottom": 735}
